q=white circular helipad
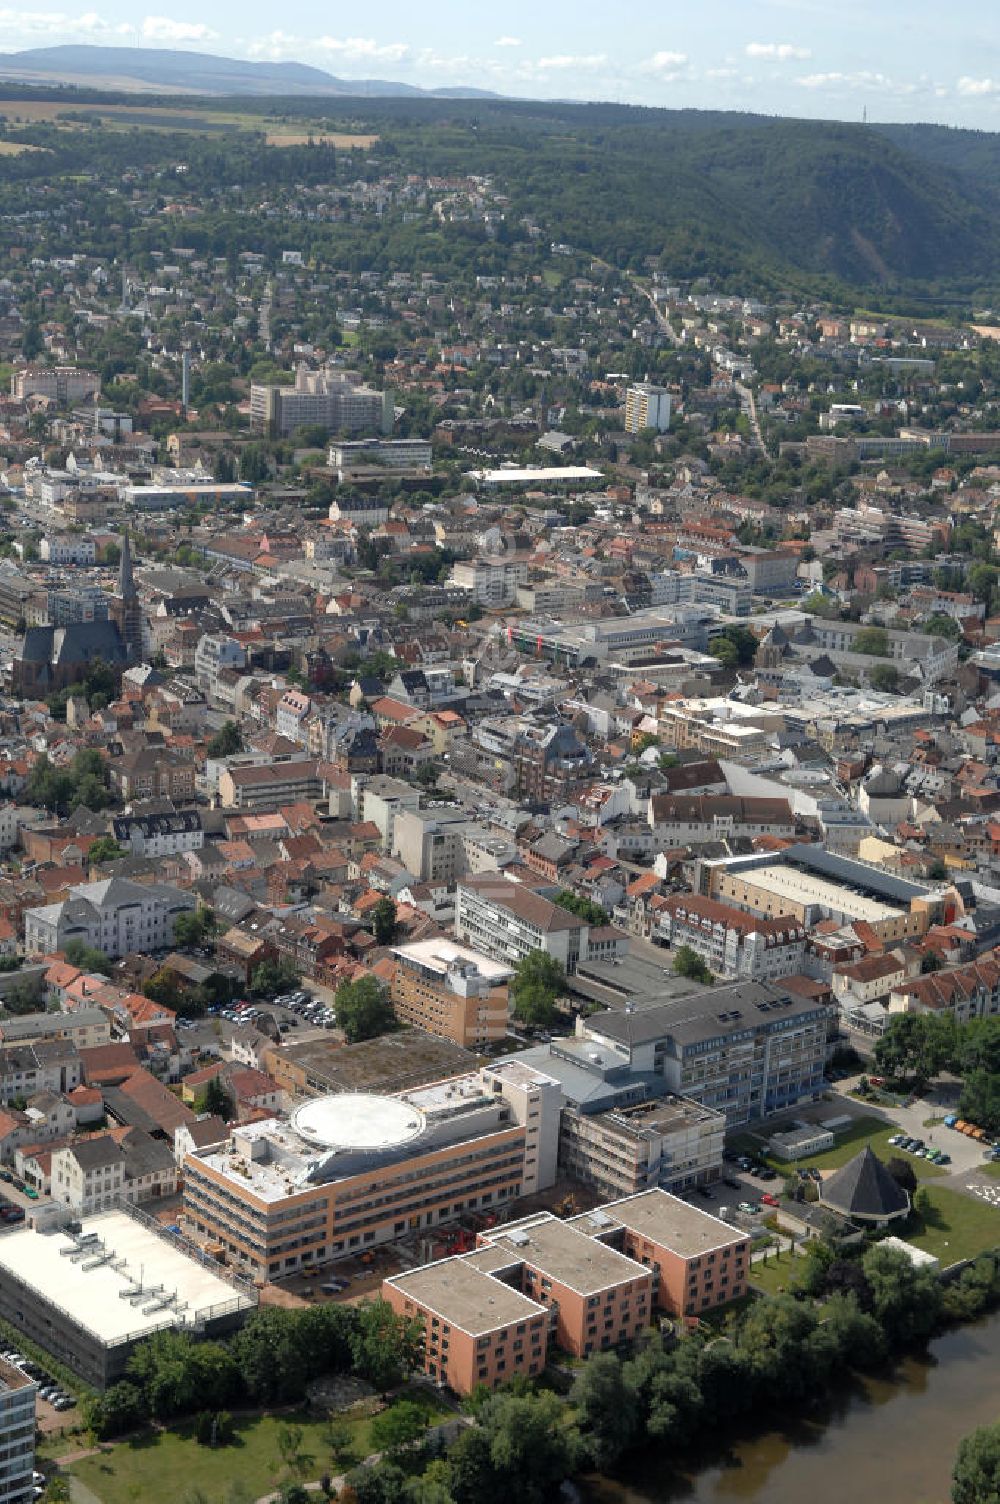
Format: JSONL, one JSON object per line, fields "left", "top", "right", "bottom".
{"left": 291, "top": 1093, "right": 425, "bottom": 1152}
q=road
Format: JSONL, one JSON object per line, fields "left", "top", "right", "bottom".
{"left": 735, "top": 380, "right": 765, "bottom": 451}
{"left": 631, "top": 278, "right": 682, "bottom": 347}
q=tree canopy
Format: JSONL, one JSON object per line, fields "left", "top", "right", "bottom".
{"left": 509, "top": 950, "right": 564, "bottom": 1029}
{"left": 335, "top": 973, "right": 396, "bottom": 1043}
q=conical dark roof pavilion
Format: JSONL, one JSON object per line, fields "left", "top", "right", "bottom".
{"left": 819, "top": 1145, "right": 910, "bottom": 1224}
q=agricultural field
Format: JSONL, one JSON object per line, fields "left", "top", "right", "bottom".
{"left": 0, "top": 97, "right": 377, "bottom": 147}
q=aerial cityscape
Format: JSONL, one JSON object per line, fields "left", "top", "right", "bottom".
{"left": 0, "top": 16, "right": 997, "bottom": 1504}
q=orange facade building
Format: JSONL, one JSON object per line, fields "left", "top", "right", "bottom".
{"left": 384, "top": 1189, "right": 749, "bottom": 1393}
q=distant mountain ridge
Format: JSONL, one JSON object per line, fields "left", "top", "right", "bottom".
{"left": 0, "top": 43, "right": 500, "bottom": 98}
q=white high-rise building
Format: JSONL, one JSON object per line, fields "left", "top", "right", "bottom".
{"left": 625, "top": 381, "right": 672, "bottom": 434}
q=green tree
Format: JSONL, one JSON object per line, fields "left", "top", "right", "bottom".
{"left": 207, "top": 721, "right": 243, "bottom": 758}
{"left": 874, "top": 1012, "right": 956, "bottom": 1088}
{"left": 483, "top": 1390, "right": 581, "bottom": 1494}
{"left": 198, "top": 1074, "right": 234, "bottom": 1123}
{"left": 349, "top": 1300, "right": 422, "bottom": 1394}
{"left": 886, "top": 1156, "right": 918, "bottom": 1195}
{"left": 923, "top": 613, "right": 962, "bottom": 640}
{"left": 570, "top": 1350, "right": 641, "bottom": 1467}
{"left": 672, "top": 945, "right": 714, "bottom": 985}
{"left": 869, "top": 662, "right": 900, "bottom": 692}
{"left": 368, "top": 1400, "right": 428, "bottom": 1458}
{"left": 63, "top": 939, "right": 113, "bottom": 976}
{"left": 862, "top": 1243, "right": 942, "bottom": 1346}
{"left": 371, "top": 896, "right": 399, "bottom": 947}
{"left": 344, "top": 1461, "right": 408, "bottom": 1504}
{"left": 85, "top": 1380, "right": 147, "bottom": 1439}
{"left": 174, "top": 907, "right": 215, "bottom": 949}
{"left": 251, "top": 957, "right": 300, "bottom": 998}
{"left": 854, "top": 626, "right": 890, "bottom": 657}
{"left": 88, "top": 836, "right": 123, "bottom": 865}
{"left": 554, "top": 891, "right": 610, "bottom": 926}
{"left": 953, "top": 1421, "right": 1000, "bottom": 1504}
{"left": 335, "top": 974, "right": 396, "bottom": 1043}
{"left": 509, "top": 950, "right": 564, "bottom": 1029}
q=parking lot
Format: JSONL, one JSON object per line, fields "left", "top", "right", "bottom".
{"left": 201, "top": 989, "right": 339, "bottom": 1035}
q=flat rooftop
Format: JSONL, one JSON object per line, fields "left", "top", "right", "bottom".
{"left": 604, "top": 1094, "right": 725, "bottom": 1137}
{"left": 480, "top": 1212, "right": 648, "bottom": 1297}
{"left": 573, "top": 1189, "right": 746, "bottom": 1258}
{"left": 386, "top": 1259, "right": 545, "bottom": 1336}
{"left": 0, "top": 1211, "right": 254, "bottom": 1346}
{"left": 392, "top": 938, "right": 512, "bottom": 984}
{"left": 728, "top": 862, "right": 901, "bottom": 922}
{"left": 0, "top": 1358, "right": 34, "bottom": 1394}
{"left": 277, "top": 1030, "right": 476, "bottom": 1094}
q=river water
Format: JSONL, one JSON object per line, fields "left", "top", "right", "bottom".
{"left": 582, "top": 1311, "right": 1000, "bottom": 1504}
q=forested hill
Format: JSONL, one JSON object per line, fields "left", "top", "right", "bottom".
{"left": 358, "top": 102, "right": 1000, "bottom": 291}
{"left": 2, "top": 82, "right": 1000, "bottom": 295}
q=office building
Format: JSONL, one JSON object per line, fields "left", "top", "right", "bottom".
{"left": 12, "top": 366, "right": 100, "bottom": 403}
{"left": 572, "top": 978, "right": 829, "bottom": 1127}
{"left": 383, "top": 1188, "right": 747, "bottom": 1393}
{"left": 24, "top": 877, "right": 197, "bottom": 962}
{"left": 328, "top": 437, "right": 431, "bottom": 478}
{"left": 625, "top": 382, "right": 672, "bottom": 434}
{"left": 455, "top": 875, "right": 627, "bottom": 974}
{"left": 389, "top": 938, "right": 511, "bottom": 1048}
{"left": 558, "top": 1095, "right": 726, "bottom": 1199}
{"left": 250, "top": 365, "right": 390, "bottom": 439}
{"left": 449, "top": 556, "right": 529, "bottom": 608}
{"left": 183, "top": 1062, "right": 562, "bottom": 1282}
{"left": 656, "top": 893, "right": 807, "bottom": 982}
{"left": 702, "top": 843, "right": 956, "bottom": 944}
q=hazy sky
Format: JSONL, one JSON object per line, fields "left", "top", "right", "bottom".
{"left": 5, "top": 0, "right": 1000, "bottom": 126}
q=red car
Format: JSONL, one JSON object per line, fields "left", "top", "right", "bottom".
{"left": 761, "top": 1192, "right": 780, "bottom": 1207}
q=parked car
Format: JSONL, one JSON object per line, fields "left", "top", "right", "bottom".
{"left": 761, "top": 1192, "right": 780, "bottom": 1207}
{"left": 757, "top": 1168, "right": 778, "bottom": 1182}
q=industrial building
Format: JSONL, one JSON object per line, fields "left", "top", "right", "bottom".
{"left": 701, "top": 843, "right": 958, "bottom": 943}
{"left": 0, "top": 1209, "right": 256, "bottom": 1388}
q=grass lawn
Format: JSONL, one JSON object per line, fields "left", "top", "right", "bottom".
{"left": 733, "top": 1117, "right": 947, "bottom": 1181}
{"left": 64, "top": 1392, "right": 450, "bottom": 1504}
{"left": 982, "top": 1161, "right": 1000, "bottom": 1180}
{"left": 748, "top": 1250, "right": 805, "bottom": 1297}
{"left": 906, "top": 1185, "right": 1000, "bottom": 1263}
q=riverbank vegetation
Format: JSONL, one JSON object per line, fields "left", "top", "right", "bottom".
{"left": 68, "top": 1243, "right": 1000, "bottom": 1504}
{"left": 953, "top": 1420, "right": 1000, "bottom": 1503}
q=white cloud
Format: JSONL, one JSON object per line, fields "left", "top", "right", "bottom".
{"left": 0, "top": 7, "right": 114, "bottom": 38}
{"left": 957, "top": 77, "right": 999, "bottom": 97}
{"left": 141, "top": 15, "right": 219, "bottom": 42}
{"left": 795, "top": 69, "right": 917, "bottom": 96}
{"left": 494, "top": 36, "right": 521, "bottom": 48}
{"left": 534, "top": 53, "right": 607, "bottom": 71}
{"left": 640, "top": 49, "right": 688, "bottom": 74}
{"left": 315, "top": 35, "right": 410, "bottom": 63}
{"left": 746, "top": 42, "right": 811, "bottom": 61}
{"left": 706, "top": 67, "right": 738, "bottom": 79}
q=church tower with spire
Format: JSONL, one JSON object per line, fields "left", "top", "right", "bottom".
{"left": 111, "top": 529, "right": 143, "bottom": 666}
